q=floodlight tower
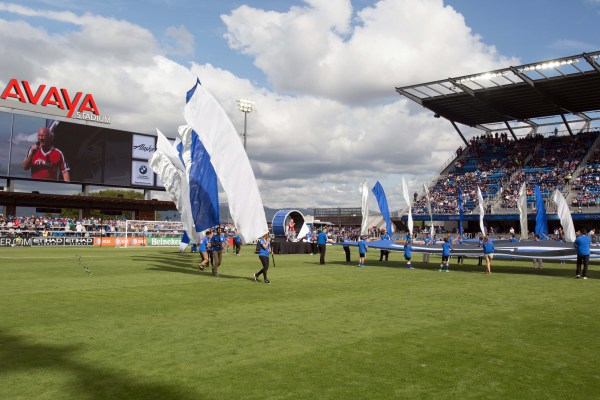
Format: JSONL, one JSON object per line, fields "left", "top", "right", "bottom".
{"left": 236, "top": 99, "right": 255, "bottom": 151}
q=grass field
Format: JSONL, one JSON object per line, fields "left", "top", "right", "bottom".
{"left": 1, "top": 244, "right": 599, "bottom": 399}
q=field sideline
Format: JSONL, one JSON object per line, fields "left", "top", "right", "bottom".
{"left": 1, "top": 245, "right": 599, "bottom": 399}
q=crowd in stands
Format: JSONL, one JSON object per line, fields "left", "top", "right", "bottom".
{"left": 501, "top": 131, "right": 596, "bottom": 208}
{"left": 411, "top": 130, "right": 599, "bottom": 214}
{"left": 414, "top": 133, "right": 541, "bottom": 214}
{"left": 0, "top": 215, "right": 111, "bottom": 238}
{"left": 571, "top": 142, "right": 600, "bottom": 207}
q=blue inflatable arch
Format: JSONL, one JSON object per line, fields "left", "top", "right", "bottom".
{"left": 271, "top": 209, "right": 305, "bottom": 238}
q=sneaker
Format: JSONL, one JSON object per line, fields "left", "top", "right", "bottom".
{"left": 446, "top": 269, "right": 449, "bottom": 272}
{"left": 253, "top": 273, "right": 259, "bottom": 282}
{"left": 409, "top": 267, "right": 415, "bottom": 270}
{"left": 264, "top": 279, "right": 271, "bottom": 284}
{"left": 583, "top": 277, "right": 588, "bottom": 280}
{"left": 576, "top": 275, "right": 581, "bottom": 279}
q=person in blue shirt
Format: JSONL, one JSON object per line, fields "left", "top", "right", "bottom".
{"left": 482, "top": 235, "right": 494, "bottom": 274}
{"left": 317, "top": 228, "right": 329, "bottom": 265}
{"left": 341, "top": 232, "right": 351, "bottom": 264}
{"left": 404, "top": 239, "right": 413, "bottom": 269}
{"left": 440, "top": 237, "right": 452, "bottom": 272}
{"left": 379, "top": 230, "right": 391, "bottom": 261}
{"left": 210, "top": 227, "right": 225, "bottom": 276}
{"left": 358, "top": 236, "right": 368, "bottom": 268}
{"left": 254, "top": 233, "right": 271, "bottom": 284}
{"left": 574, "top": 229, "right": 591, "bottom": 279}
{"left": 233, "top": 229, "right": 242, "bottom": 256}
{"left": 197, "top": 230, "right": 213, "bottom": 270}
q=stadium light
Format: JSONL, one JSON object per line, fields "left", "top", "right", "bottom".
{"left": 236, "top": 99, "right": 255, "bottom": 151}
{"left": 519, "top": 58, "right": 580, "bottom": 73}
{"left": 457, "top": 71, "right": 507, "bottom": 84}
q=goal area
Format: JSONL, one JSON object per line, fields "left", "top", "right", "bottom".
{"left": 121, "top": 220, "right": 184, "bottom": 247}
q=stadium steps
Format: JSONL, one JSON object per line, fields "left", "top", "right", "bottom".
{"left": 565, "top": 132, "right": 600, "bottom": 205}
{"left": 490, "top": 146, "right": 537, "bottom": 214}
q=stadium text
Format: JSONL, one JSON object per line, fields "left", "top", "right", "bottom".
{"left": 0, "top": 79, "right": 111, "bottom": 124}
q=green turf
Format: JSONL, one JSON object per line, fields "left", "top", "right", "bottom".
{"left": 1, "top": 245, "right": 599, "bottom": 399}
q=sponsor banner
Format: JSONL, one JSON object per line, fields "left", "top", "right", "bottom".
{"left": 132, "top": 134, "right": 156, "bottom": 160}
{"left": 0, "top": 237, "right": 94, "bottom": 246}
{"left": 131, "top": 160, "right": 154, "bottom": 186}
{"left": 0, "top": 237, "right": 30, "bottom": 246}
{"left": 148, "top": 237, "right": 181, "bottom": 246}
{"left": 93, "top": 237, "right": 147, "bottom": 247}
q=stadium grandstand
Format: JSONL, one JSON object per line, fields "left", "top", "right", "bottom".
{"left": 395, "top": 50, "right": 600, "bottom": 234}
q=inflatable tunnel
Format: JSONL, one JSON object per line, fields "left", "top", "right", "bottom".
{"left": 271, "top": 209, "right": 305, "bottom": 238}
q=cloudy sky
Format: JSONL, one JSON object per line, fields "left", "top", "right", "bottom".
{"left": 1, "top": 0, "right": 599, "bottom": 211}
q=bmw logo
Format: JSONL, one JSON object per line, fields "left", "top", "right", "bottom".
{"left": 139, "top": 165, "right": 147, "bottom": 174}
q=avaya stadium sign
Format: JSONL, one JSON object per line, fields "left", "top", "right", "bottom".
{"left": 0, "top": 78, "right": 111, "bottom": 124}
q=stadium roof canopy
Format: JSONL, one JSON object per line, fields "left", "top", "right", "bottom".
{"left": 396, "top": 51, "right": 600, "bottom": 145}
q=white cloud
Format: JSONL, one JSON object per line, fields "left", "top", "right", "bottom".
{"left": 222, "top": 0, "right": 518, "bottom": 103}
{"left": 163, "top": 25, "right": 195, "bottom": 57}
{"left": 0, "top": 1, "right": 516, "bottom": 210}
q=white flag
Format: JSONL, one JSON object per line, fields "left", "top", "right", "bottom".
{"left": 477, "top": 186, "right": 485, "bottom": 236}
{"left": 402, "top": 177, "right": 413, "bottom": 237}
{"left": 423, "top": 183, "right": 434, "bottom": 237}
{"left": 552, "top": 189, "right": 576, "bottom": 242}
{"left": 150, "top": 129, "right": 199, "bottom": 243}
{"left": 297, "top": 222, "right": 310, "bottom": 240}
{"left": 360, "top": 179, "right": 369, "bottom": 236}
{"left": 517, "top": 182, "right": 528, "bottom": 240}
{"left": 184, "top": 80, "right": 268, "bottom": 243}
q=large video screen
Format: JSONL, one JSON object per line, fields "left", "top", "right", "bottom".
{"left": 0, "top": 111, "right": 162, "bottom": 189}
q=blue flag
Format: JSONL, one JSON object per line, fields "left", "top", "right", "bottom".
{"left": 179, "top": 231, "right": 190, "bottom": 252}
{"left": 458, "top": 186, "right": 464, "bottom": 236}
{"left": 372, "top": 181, "right": 392, "bottom": 234}
{"left": 176, "top": 135, "right": 220, "bottom": 233}
{"left": 534, "top": 185, "right": 548, "bottom": 237}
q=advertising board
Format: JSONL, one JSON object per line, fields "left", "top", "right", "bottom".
{"left": 0, "top": 111, "right": 161, "bottom": 189}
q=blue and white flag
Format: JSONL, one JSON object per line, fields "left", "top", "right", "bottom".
{"left": 458, "top": 186, "right": 464, "bottom": 236}
{"left": 477, "top": 186, "right": 485, "bottom": 236}
{"left": 184, "top": 79, "right": 268, "bottom": 243}
{"left": 402, "top": 177, "right": 413, "bottom": 237}
{"left": 534, "top": 185, "right": 548, "bottom": 237}
{"left": 372, "top": 181, "right": 392, "bottom": 235}
{"left": 517, "top": 182, "right": 528, "bottom": 239}
{"left": 179, "top": 231, "right": 190, "bottom": 252}
{"left": 176, "top": 125, "right": 220, "bottom": 233}
{"left": 552, "top": 189, "right": 575, "bottom": 242}
{"left": 360, "top": 179, "right": 370, "bottom": 236}
{"left": 423, "top": 183, "right": 434, "bottom": 238}
{"left": 150, "top": 129, "right": 198, "bottom": 242}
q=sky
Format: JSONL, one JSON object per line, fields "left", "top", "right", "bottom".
{"left": 0, "top": 0, "right": 599, "bottom": 211}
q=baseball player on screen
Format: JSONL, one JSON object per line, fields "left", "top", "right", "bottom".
{"left": 22, "top": 126, "right": 71, "bottom": 182}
